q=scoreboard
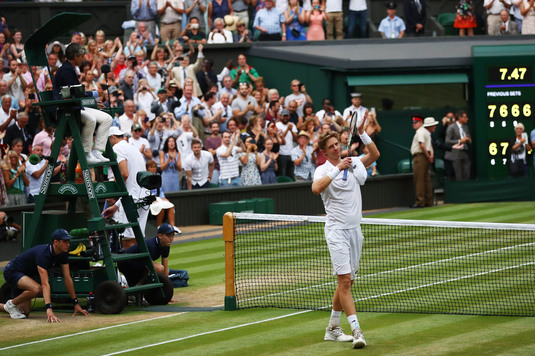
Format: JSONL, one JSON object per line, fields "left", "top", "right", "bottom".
{"left": 473, "top": 45, "right": 535, "bottom": 179}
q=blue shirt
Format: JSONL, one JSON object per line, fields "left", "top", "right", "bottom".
{"left": 378, "top": 15, "right": 406, "bottom": 38}
{"left": 174, "top": 96, "right": 204, "bottom": 120}
{"left": 131, "top": 0, "right": 158, "bottom": 21}
{"left": 9, "top": 244, "right": 68, "bottom": 277}
{"left": 254, "top": 7, "right": 284, "bottom": 34}
{"left": 291, "top": 145, "right": 315, "bottom": 180}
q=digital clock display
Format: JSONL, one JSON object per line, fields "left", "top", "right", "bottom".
{"left": 488, "top": 66, "right": 532, "bottom": 83}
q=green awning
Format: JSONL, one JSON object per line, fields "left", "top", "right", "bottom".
{"left": 347, "top": 73, "right": 469, "bottom": 86}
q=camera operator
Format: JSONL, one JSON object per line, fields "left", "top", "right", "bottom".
{"left": 0, "top": 211, "right": 21, "bottom": 242}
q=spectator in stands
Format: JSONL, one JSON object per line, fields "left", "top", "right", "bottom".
{"left": 0, "top": 16, "right": 10, "bottom": 39}
{"left": 158, "top": 0, "right": 185, "bottom": 42}
{"left": 239, "top": 136, "right": 262, "bottom": 186}
{"left": 131, "top": 0, "right": 158, "bottom": 38}
{"left": 507, "top": 122, "right": 531, "bottom": 177}
{"left": 324, "top": 0, "right": 344, "bottom": 40}
{"left": 135, "top": 79, "right": 157, "bottom": 120}
{"left": 254, "top": 0, "right": 286, "bottom": 41}
{"left": 212, "top": 91, "right": 233, "bottom": 131}
{"left": 184, "top": 138, "right": 214, "bottom": 189}
{"left": 364, "top": 110, "right": 381, "bottom": 142}
{"left": 36, "top": 53, "right": 58, "bottom": 92}
{"left": 4, "top": 112, "right": 33, "bottom": 156}
{"left": 205, "top": 121, "right": 222, "bottom": 183}
{"left": 520, "top": 0, "right": 535, "bottom": 34}
{"left": 119, "top": 69, "right": 136, "bottom": 101}
{"left": 119, "top": 99, "right": 137, "bottom": 133}
{"left": 185, "top": 0, "right": 208, "bottom": 32}
{"left": 181, "top": 17, "right": 208, "bottom": 45}
{"left": 265, "top": 99, "right": 280, "bottom": 123}
{"left": 511, "top": 0, "right": 523, "bottom": 33}
{"left": 454, "top": 0, "right": 477, "bottom": 36}
{"left": 346, "top": 0, "right": 368, "bottom": 38}
{"left": 174, "top": 84, "right": 204, "bottom": 123}
{"left": 177, "top": 114, "right": 199, "bottom": 163}
{"left": 170, "top": 44, "right": 204, "bottom": 95}
{"left": 301, "top": 102, "right": 319, "bottom": 130}
{"left": 217, "top": 75, "right": 237, "bottom": 100}
{"left": 196, "top": 58, "right": 217, "bottom": 96}
{"left": 208, "top": 0, "right": 234, "bottom": 30}
{"left": 285, "top": 79, "right": 312, "bottom": 118}
{"left": 287, "top": 100, "right": 300, "bottom": 126}
{"left": 0, "top": 81, "right": 17, "bottom": 110}
{"left": 232, "top": 82, "right": 261, "bottom": 122}
{"left": 276, "top": 108, "right": 297, "bottom": 179}
{"left": 145, "top": 62, "right": 162, "bottom": 93}
{"left": 284, "top": 0, "right": 307, "bottom": 40}
{"left": 26, "top": 145, "right": 55, "bottom": 204}
{"left": 32, "top": 125, "right": 54, "bottom": 157}
{"left": 2, "top": 150, "right": 28, "bottom": 206}
{"left": 378, "top": 1, "right": 406, "bottom": 38}
{"left": 160, "top": 136, "right": 182, "bottom": 192}
{"left": 5, "top": 59, "right": 28, "bottom": 104}
{"left": 484, "top": 0, "right": 512, "bottom": 35}
{"left": 246, "top": 115, "right": 267, "bottom": 151}
{"left": 124, "top": 31, "right": 147, "bottom": 59}
{"left": 292, "top": 130, "right": 317, "bottom": 181}
{"left": 259, "top": 137, "right": 278, "bottom": 184}
{"left": 0, "top": 95, "right": 16, "bottom": 134}
{"left": 496, "top": 9, "right": 519, "bottom": 34}
{"left": 216, "top": 130, "right": 243, "bottom": 187}
{"left": 0, "top": 34, "right": 10, "bottom": 67}
{"left": 342, "top": 92, "right": 366, "bottom": 127}
{"left": 316, "top": 98, "right": 341, "bottom": 125}
{"left": 207, "top": 17, "right": 234, "bottom": 43}
{"left": 306, "top": 0, "right": 326, "bottom": 40}
{"left": 148, "top": 114, "right": 181, "bottom": 155}
{"left": 234, "top": 19, "right": 254, "bottom": 42}
{"left": 129, "top": 123, "right": 153, "bottom": 161}
{"left": 230, "top": 54, "right": 260, "bottom": 88}
{"left": 151, "top": 87, "right": 178, "bottom": 119}
{"left": 404, "top": 0, "right": 427, "bottom": 36}
{"left": 9, "top": 30, "right": 24, "bottom": 63}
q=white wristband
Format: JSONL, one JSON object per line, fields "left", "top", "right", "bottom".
{"left": 328, "top": 167, "right": 340, "bottom": 180}
{"left": 359, "top": 132, "right": 372, "bottom": 145}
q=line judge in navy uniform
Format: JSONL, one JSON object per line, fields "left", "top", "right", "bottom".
{"left": 117, "top": 223, "right": 177, "bottom": 287}
{"left": 52, "top": 43, "right": 112, "bottom": 165}
{"left": 1, "top": 229, "right": 89, "bottom": 321}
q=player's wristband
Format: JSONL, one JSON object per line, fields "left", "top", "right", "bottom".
{"left": 359, "top": 132, "right": 372, "bottom": 145}
{"left": 72, "top": 298, "right": 79, "bottom": 305}
{"left": 45, "top": 303, "right": 53, "bottom": 309}
{"left": 328, "top": 167, "right": 340, "bottom": 180}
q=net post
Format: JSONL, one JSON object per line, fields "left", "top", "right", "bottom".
{"left": 223, "top": 212, "right": 237, "bottom": 311}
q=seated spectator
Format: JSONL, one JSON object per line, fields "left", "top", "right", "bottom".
{"left": 359, "top": 145, "right": 378, "bottom": 176}
{"left": 233, "top": 20, "right": 254, "bottom": 42}
{"left": 265, "top": 99, "right": 280, "bottom": 123}
{"left": 134, "top": 79, "right": 157, "bottom": 120}
{"left": 207, "top": 17, "right": 234, "bottom": 43}
{"left": 204, "top": 121, "right": 222, "bottom": 182}
{"left": 378, "top": 1, "right": 406, "bottom": 38}
{"left": 306, "top": 0, "right": 326, "bottom": 40}
{"left": 287, "top": 100, "right": 301, "bottom": 126}
{"left": 123, "top": 31, "right": 147, "bottom": 57}
{"left": 9, "top": 30, "right": 24, "bottom": 63}
{"left": 365, "top": 109, "right": 382, "bottom": 142}
{"left": 184, "top": 138, "right": 214, "bottom": 189}
{"left": 239, "top": 136, "right": 262, "bottom": 186}
{"left": 137, "top": 21, "right": 156, "bottom": 46}
{"left": 291, "top": 131, "right": 316, "bottom": 180}
{"left": 285, "top": 0, "right": 307, "bottom": 40}
{"left": 32, "top": 125, "right": 54, "bottom": 156}
{"left": 208, "top": 0, "right": 234, "bottom": 30}
{"left": 47, "top": 40, "right": 65, "bottom": 63}
{"left": 180, "top": 17, "right": 208, "bottom": 44}
{"left": 118, "top": 99, "right": 137, "bottom": 134}
{"left": 304, "top": 117, "right": 319, "bottom": 145}
{"left": 254, "top": 0, "right": 286, "bottom": 41}
{"left": 496, "top": 9, "right": 519, "bottom": 35}
{"left": 1, "top": 150, "right": 28, "bottom": 206}
{"left": 254, "top": 76, "right": 269, "bottom": 103}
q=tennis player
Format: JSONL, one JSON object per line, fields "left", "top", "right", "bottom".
{"left": 312, "top": 115, "right": 379, "bottom": 349}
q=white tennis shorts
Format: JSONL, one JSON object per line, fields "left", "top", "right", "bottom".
{"left": 324, "top": 226, "right": 364, "bottom": 280}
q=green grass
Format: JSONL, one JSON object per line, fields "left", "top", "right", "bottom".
{"left": 1, "top": 202, "right": 534, "bottom": 355}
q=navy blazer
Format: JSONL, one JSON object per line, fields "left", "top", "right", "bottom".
{"left": 52, "top": 60, "right": 80, "bottom": 101}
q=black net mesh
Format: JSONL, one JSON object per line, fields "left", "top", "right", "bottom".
{"left": 233, "top": 214, "right": 535, "bottom": 316}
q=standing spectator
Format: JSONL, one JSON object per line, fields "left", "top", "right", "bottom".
{"left": 9, "top": 30, "right": 24, "bottom": 62}
{"left": 216, "top": 131, "right": 243, "bottom": 187}
{"left": 0, "top": 34, "right": 10, "bottom": 67}
{"left": 151, "top": 87, "right": 178, "bottom": 119}
{"left": 306, "top": 0, "right": 326, "bottom": 40}
{"left": 217, "top": 75, "right": 237, "bottom": 100}
{"left": 204, "top": 121, "right": 222, "bottom": 183}
{"left": 185, "top": 0, "right": 208, "bottom": 32}
{"left": 129, "top": 123, "right": 154, "bottom": 161}
{"left": 233, "top": 0, "right": 251, "bottom": 27}
{"left": 4, "top": 59, "right": 27, "bottom": 103}
{"left": 484, "top": 0, "right": 511, "bottom": 35}
{"left": 160, "top": 136, "right": 182, "bottom": 192}
{"left": 287, "top": 100, "right": 301, "bottom": 126}
{"left": 4, "top": 112, "right": 33, "bottom": 156}
{"left": 158, "top": 0, "right": 185, "bottom": 42}
{"left": 254, "top": 0, "right": 287, "bottom": 41}
{"left": 232, "top": 82, "right": 260, "bottom": 123}
{"left": 507, "top": 123, "right": 531, "bottom": 177}
{"left": 0, "top": 95, "right": 16, "bottom": 135}
{"left": 378, "top": 1, "right": 406, "bottom": 39}
{"left": 259, "top": 137, "right": 278, "bottom": 184}
{"left": 196, "top": 58, "right": 217, "bottom": 96}
{"left": 145, "top": 62, "right": 162, "bottom": 93}
{"left": 291, "top": 131, "right": 316, "bottom": 180}
{"left": 520, "top": 0, "right": 535, "bottom": 34}
{"left": 148, "top": 115, "right": 182, "bottom": 155}
{"left": 276, "top": 109, "right": 297, "bottom": 179}
{"left": 324, "top": 0, "right": 344, "bottom": 40}
{"left": 208, "top": 0, "right": 234, "bottom": 30}
{"left": 454, "top": 0, "right": 477, "bottom": 36}
{"left": 0, "top": 16, "right": 10, "bottom": 39}
{"left": 404, "top": 0, "right": 427, "bottom": 36}
{"left": 131, "top": 0, "right": 159, "bottom": 38}
{"left": 1, "top": 150, "right": 28, "bottom": 206}
{"left": 410, "top": 116, "right": 434, "bottom": 208}
{"left": 346, "top": 0, "right": 368, "bottom": 38}
{"left": 119, "top": 99, "right": 137, "bottom": 133}
{"left": 184, "top": 138, "right": 214, "bottom": 189}
{"left": 177, "top": 115, "right": 199, "bottom": 162}
{"left": 284, "top": 79, "right": 312, "bottom": 118}
{"left": 135, "top": 79, "right": 157, "bottom": 119}
{"left": 119, "top": 69, "right": 136, "bottom": 102}
{"left": 170, "top": 44, "right": 204, "bottom": 96}
{"left": 174, "top": 84, "right": 204, "bottom": 122}
{"left": 496, "top": 9, "right": 519, "bottom": 34}
{"left": 301, "top": 102, "right": 319, "bottom": 130}
{"left": 246, "top": 115, "right": 267, "bottom": 151}
{"left": 284, "top": 0, "right": 307, "bottom": 40}
{"left": 212, "top": 91, "right": 233, "bottom": 131}
{"left": 239, "top": 136, "right": 262, "bottom": 186}
{"left": 32, "top": 126, "right": 55, "bottom": 157}
{"left": 511, "top": 0, "right": 523, "bottom": 33}
{"left": 316, "top": 98, "right": 341, "bottom": 124}
{"left": 364, "top": 110, "right": 381, "bottom": 142}
{"left": 230, "top": 54, "right": 259, "bottom": 88}
{"left": 445, "top": 111, "right": 471, "bottom": 181}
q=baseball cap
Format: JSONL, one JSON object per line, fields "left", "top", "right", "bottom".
{"left": 108, "top": 126, "right": 125, "bottom": 137}
{"left": 127, "top": 54, "right": 136, "bottom": 60}
{"left": 132, "top": 123, "right": 142, "bottom": 131}
{"left": 281, "top": 108, "right": 290, "bottom": 116}
{"left": 51, "top": 228, "right": 72, "bottom": 241}
{"left": 158, "top": 223, "right": 179, "bottom": 235}
{"left": 108, "top": 86, "right": 118, "bottom": 94}
{"left": 157, "top": 88, "right": 167, "bottom": 95}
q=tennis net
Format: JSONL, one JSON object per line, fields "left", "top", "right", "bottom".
{"left": 224, "top": 213, "right": 535, "bottom": 316}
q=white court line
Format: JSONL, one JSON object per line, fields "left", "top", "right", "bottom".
{"left": 105, "top": 262, "right": 533, "bottom": 355}
{"left": 0, "top": 312, "right": 185, "bottom": 351}
{"left": 241, "top": 241, "right": 535, "bottom": 303}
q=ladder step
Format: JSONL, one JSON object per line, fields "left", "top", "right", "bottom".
{"left": 68, "top": 256, "right": 93, "bottom": 261}
{"left": 87, "top": 161, "right": 118, "bottom": 168}
{"left": 97, "top": 192, "right": 129, "bottom": 199}
{"left": 104, "top": 222, "right": 139, "bottom": 231}
{"left": 111, "top": 252, "right": 150, "bottom": 262}
{"left": 124, "top": 282, "right": 163, "bottom": 294}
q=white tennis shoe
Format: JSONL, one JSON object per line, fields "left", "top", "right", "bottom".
{"left": 92, "top": 150, "right": 110, "bottom": 163}
{"left": 4, "top": 300, "right": 26, "bottom": 319}
{"left": 352, "top": 327, "right": 366, "bottom": 349}
{"left": 324, "top": 325, "right": 354, "bottom": 342}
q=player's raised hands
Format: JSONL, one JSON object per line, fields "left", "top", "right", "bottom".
{"left": 356, "top": 110, "right": 368, "bottom": 135}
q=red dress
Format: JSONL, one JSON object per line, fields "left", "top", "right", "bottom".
{"left": 454, "top": 0, "right": 477, "bottom": 29}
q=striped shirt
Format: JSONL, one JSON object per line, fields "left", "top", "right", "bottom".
{"left": 216, "top": 145, "right": 241, "bottom": 179}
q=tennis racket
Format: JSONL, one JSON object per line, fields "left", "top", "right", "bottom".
{"left": 342, "top": 111, "right": 358, "bottom": 181}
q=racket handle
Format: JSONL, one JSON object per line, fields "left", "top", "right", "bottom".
{"left": 342, "top": 168, "right": 348, "bottom": 181}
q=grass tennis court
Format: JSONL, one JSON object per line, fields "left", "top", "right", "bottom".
{"left": 1, "top": 202, "right": 534, "bottom": 355}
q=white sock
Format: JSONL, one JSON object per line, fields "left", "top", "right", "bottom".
{"left": 329, "top": 310, "right": 342, "bottom": 327}
{"left": 347, "top": 314, "right": 360, "bottom": 332}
